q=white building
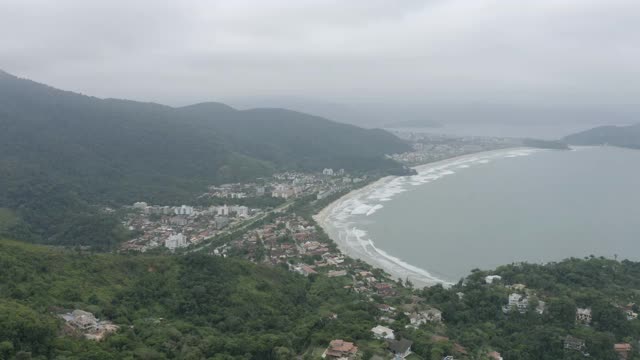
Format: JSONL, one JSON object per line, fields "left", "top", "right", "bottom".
{"left": 174, "top": 205, "right": 193, "bottom": 216}
{"left": 230, "top": 205, "right": 249, "bottom": 217}
{"left": 165, "top": 233, "right": 187, "bottom": 250}
{"left": 133, "top": 202, "right": 148, "bottom": 209}
{"left": 503, "top": 293, "right": 529, "bottom": 314}
{"left": 217, "top": 205, "right": 229, "bottom": 216}
{"left": 371, "top": 325, "right": 395, "bottom": 340}
{"left": 576, "top": 308, "right": 592, "bottom": 324}
{"left": 322, "top": 168, "right": 334, "bottom": 176}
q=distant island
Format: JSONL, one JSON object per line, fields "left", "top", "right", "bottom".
{"left": 564, "top": 123, "right": 640, "bottom": 148}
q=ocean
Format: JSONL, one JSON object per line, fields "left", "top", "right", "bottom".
{"left": 317, "top": 146, "right": 640, "bottom": 286}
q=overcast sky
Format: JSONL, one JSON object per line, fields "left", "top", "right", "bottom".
{"left": 1, "top": 0, "right": 639, "bottom": 107}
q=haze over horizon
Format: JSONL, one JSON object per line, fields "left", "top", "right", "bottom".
{"left": 2, "top": 0, "right": 639, "bottom": 129}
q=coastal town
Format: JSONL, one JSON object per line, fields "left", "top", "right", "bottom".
{"left": 82, "top": 137, "right": 637, "bottom": 359}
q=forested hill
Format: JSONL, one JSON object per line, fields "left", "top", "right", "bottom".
{"left": 0, "top": 70, "right": 409, "bottom": 205}
{"left": 564, "top": 123, "right": 640, "bottom": 148}
{"left": 0, "top": 70, "right": 409, "bottom": 246}
{"left": 4, "top": 238, "right": 640, "bottom": 360}
{"left": 0, "top": 238, "right": 379, "bottom": 359}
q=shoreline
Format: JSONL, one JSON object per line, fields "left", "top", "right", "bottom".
{"left": 313, "top": 147, "right": 537, "bottom": 288}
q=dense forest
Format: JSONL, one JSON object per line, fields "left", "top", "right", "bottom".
{"left": 0, "top": 70, "right": 410, "bottom": 247}
{"left": 2, "top": 238, "right": 640, "bottom": 360}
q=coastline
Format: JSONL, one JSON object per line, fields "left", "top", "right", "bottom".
{"left": 313, "top": 147, "right": 538, "bottom": 288}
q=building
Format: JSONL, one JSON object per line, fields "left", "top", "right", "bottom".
{"left": 614, "top": 343, "right": 632, "bottom": 360}
{"left": 328, "top": 270, "right": 347, "bottom": 277}
{"left": 406, "top": 308, "right": 442, "bottom": 328}
{"left": 59, "top": 309, "right": 118, "bottom": 341}
{"left": 322, "top": 168, "right": 334, "bottom": 176}
{"left": 294, "top": 264, "right": 317, "bottom": 277}
{"left": 272, "top": 184, "right": 296, "bottom": 199}
{"left": 68, "top": 310, "right": 98, "bottom": 331}
{"left": 564, "top": 335, "right": 588, "bottom": 354}
{"left": 165, "top": 233, "right": 187, "bottom": 250}
{"left": 485, "top": 275, "right": 502, "bottom": 284}
{"left": 487, "top": 351, "right": 503, "bottom": 360}
{"left": 230, "top": 205, "right": 249, "bottom": 217}
{"left": 423, "top": 308, "right": 443, "bottom": 323}
{"left": 132, "top": 202, "right": 148, "bottom": 209}
{"left": 576, "top": 307, "right": 592, "bottom": 324}
{"left": 216, "top": 205, "right": 229, "bottom": 216}
{"left": 371, "top": 325, "right": 395, "bottom": 340}
{"left": 388, "top": 338, "right": 413, "bottom": 359}
{"left": 503, "top": 293, "right": 529, "bottom": 314}
{"left": 322, "top": 339, "right": 358, "bottom": 359}
{"left": 169, "top": 216, "right": 188, "bottom": 226}
{"left": 174, "top": 205, "right": 193, "bottom": 216}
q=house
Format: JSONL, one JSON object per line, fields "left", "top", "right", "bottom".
{"left": 322, "top": 168, "right": 334, "bottom": 176}
{"left": 564, "top": 335, "right": 588, "bottom": 354}
{"left": 388, "top": 338, "right": 413, "bottom": 359}
{"left": 622, "top": 304, "right": 638, "bottom": 320}
{"left": 503, "top": 293, "right": 529, "bottom": 314}
{"left": 371, "top": 325, "right": 395, "bottom": 340}
{"left": 59, "top": 309, "right": 119, "bottom": 341}
{"left": 406, "top": 308, "right": 442, "bottom": 328}
{"left": 376, "top": 304, "right": 394, "bottom": 312}
{"left": 328, "top": 270, "right": 348, "bottom": 277}
{"left": 576, "top": 307, "right": 592, "bottom": 324}
{"left": 614, "top": 343, "right": 632, "bottom": 360}
{"left": 294, "top": 264, "right": 317, "bottom": 276}
{"left": 485, "top": 275, "right": 502, "bottom": 284}
{"left": 322, "top": 339, "right": 358, "bottom": 359}
{"left": 488, "top": 351, "right": 503, "bottom": 360}
{"left": 424, "top": 308, "right": 443, "bottom": 323}
{"left": 69, "top": 310, "right": 98, "bottom": 331}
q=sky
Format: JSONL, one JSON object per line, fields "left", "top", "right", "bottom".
{"left": 1, "top": 0, "right": 639, "bottom": 109}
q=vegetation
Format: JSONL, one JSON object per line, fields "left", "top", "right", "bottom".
{"left": 0, "top": 70, "right": 409, "bottom": 248}
{"left": 564, "top": 123, "right": 640, "bottom": 148}
{"left": 408, "top": 257, "right": 640, "bottom": 360}
{"left": 0, "top": 239, "right": 379, "bottom": 360}
{"left": 4, "top": 236, "right": 640, "bottom": 360}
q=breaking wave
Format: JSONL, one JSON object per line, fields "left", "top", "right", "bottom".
{"left": 320, "top": 148, "right": 543, "bottom": 287}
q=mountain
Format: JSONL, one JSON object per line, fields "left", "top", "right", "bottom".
{"left": 0, "top": 70, "right": 409, "bottom": 203}
{"left": 564, "top": 123, "right": 640, "bottom": 148}
{"left": 0, "top": 70, "right": 410, "bottom": 246}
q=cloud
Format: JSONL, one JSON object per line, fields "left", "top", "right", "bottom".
{"left": 0, "top": 0, "right": 638, "bottom": 106}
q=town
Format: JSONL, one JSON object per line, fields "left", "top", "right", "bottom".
{"left": 99, "top": 140, "right": 636, "bottom": 360}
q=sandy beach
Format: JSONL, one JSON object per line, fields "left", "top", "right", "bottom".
{"left": 313, "top": 147, "right": 540, "bottom": 288}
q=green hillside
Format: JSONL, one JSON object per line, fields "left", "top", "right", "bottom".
{"left": 564, "top": 124, "right": 640, "bottom": 148}
{"left": 0, "top": 70, "right": 409, "bottom": 247}
{"left": 4, "top": 239, "right": 640, "bottom": 359}
{"left": 0, "top": 239, "right": 378, "bottom": 360}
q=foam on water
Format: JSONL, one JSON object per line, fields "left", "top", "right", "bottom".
{"left": 321, "top": 148, "right": 544, "bottom": 286}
